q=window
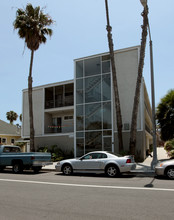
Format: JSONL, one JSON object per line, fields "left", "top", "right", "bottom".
{"left": 2, "top": 138, "right": 6, "bottom": 144}
{"left": 85, "top": 103, "right": 102, "bottom": 130}
{"left": 3, "top": 147, "right": 21, "bottom": 153}
{"left": 102, "top": 61, "right": 110, "bottom": 74}
{"left": 64, "top": 116, "right": 73, "bottom": 120}
{"left": 82, "top": 152, "right": 107, "bottom": 160}
{"left": 84, "top": 57, "right": 101, "bottom": 77}
{"left": 85, "top": 76, "right": 101, "bottom": 103}
{"left": 76, "top": 61, "right": 83, "bottom": 78}
{"left": 11, "top": 139, "right": 15, "bottom": 144}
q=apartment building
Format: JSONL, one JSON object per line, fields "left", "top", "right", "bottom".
{"left": 22, "top": 46, "right": 153, "bottom": 160}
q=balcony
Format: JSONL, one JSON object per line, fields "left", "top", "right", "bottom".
{"left": 45, "top": 95, "right": 74, "bottom": 109}
{"left": 45, "top": 83, "right": 74, "bottom": 109}
{"left": 44, "top": 124, "right": 74, "bottom": 134}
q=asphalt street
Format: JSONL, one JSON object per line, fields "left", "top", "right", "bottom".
{"left": 0, "top": 171, "right": 174, "bottom": 220}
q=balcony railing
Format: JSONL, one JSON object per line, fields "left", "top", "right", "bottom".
{"left": 45, "top": 124, "right": 74, "bottom": 134}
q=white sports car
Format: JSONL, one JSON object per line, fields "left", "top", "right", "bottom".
{"left": 55, "top": 151, "right": 136, "bottom": 177}
{"left": 155, "top": 159, "right": 174, "bottom": 179}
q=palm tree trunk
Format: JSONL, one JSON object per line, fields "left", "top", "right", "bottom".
{"left": 28, "top": 49, "right": 35, "bottom": 152}
{"left": 129, "top": 7, "right": 148, "bottom": 156}
{"left": 105, "top": 0, "right": 123, "bottom": 153}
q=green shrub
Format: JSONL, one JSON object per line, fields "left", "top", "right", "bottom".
{"left": 37, "top": 145, "right": 74, "bottom": 162}
{"left": 164, "top": 139, "right": 174, "bottom": 158}
{"left": 168, "top": 150, "right": 174, "bottom": 158}
{"left": 164, "top": 139, "right": 174, "bottom": 152}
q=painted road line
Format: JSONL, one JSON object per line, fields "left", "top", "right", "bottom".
{"left": 0, "top": 178, "right": 174, "bottom": 192}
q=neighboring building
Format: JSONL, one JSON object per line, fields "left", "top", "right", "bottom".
{"left": 22, "top": 46, "right": 153, "bottom": 160}
{"left": 0, "top": 119, "right": 21, "bottom": 145}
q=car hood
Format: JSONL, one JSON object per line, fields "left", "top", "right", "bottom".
{"left": 156, "top": 159, "right": 174, "bottom": 166}
{"left": 61, "top": 158, "right": 78, "bottom": 163}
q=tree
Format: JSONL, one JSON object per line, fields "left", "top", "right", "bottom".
{"left": 6, "top": 111, "right": 18, "bottom": 124}
{"left": 19, "top": 114, "right": 22, "bottom": 122}
{"left": 129, "top": 6, "right": 148, "bottom": 156}
{"left": 156, "top": 90, "right": 174, "bottom": 141}
{"left": 104, "top": 0, "right": 123, "bottom": 153}
{"left": 13, "top": 4, "right": 53, "bottom": 151}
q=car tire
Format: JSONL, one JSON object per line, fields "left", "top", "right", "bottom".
{"left": 62, "top": 164, "right": 73, "bottom": 175}
{"left": 105, "top": 164, "right": 120, "bottom": 177}
{"left": 12, "top": 162, "right": 23, "bottom": 174}
{"left": 165, "top": 166, "right": 174, "bottom": 179}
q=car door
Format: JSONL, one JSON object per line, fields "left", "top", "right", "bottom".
{"left": 73, "top": 153, "right": 104, "bottom": 172}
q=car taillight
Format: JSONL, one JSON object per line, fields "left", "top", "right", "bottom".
{"left": 31, "top": 156, "right": 35, "bottom": 160}
{"left": 126, "top": 159, "right": 131, "bottom": 163}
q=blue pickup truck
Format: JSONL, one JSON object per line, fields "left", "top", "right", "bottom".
{"left": 0, "top": 145, "right": 52, "bottom": 173}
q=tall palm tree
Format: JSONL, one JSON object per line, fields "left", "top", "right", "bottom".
{"left": 129, "top": 6, "right": 148, "bottom": 156}
{"left": 13, "top": 4, "right": 53, "bottom": 151}
{"left": 104, "top": 0, "right": 123, "bottom": 153}
{"left": 156, "top": 90, "right": 174, "bottom": 141}
{"left": 19, "top": 114, "right": 22, "bottom": 122}
{"left": 6, "top": 111, "right": 18, "bottom": 124}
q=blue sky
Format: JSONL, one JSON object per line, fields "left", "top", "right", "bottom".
{"left": 0, "top": 0, "right": 174, "bottom": 124}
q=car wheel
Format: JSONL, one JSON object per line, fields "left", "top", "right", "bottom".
{"left": 62, "top": 164, "right": 73, "bottom": 175}
{"left": 13, "top": 162, "right": 23, "bottom": 174}
{"left": 106, "top": 165, "right": 119, "bottom": 177}
{"left": 165, "top": 167, "right": 174, "bottom": 179}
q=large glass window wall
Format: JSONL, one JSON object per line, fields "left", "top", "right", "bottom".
{"left": 75, "top": 55, "right": 113, "bottom": 156}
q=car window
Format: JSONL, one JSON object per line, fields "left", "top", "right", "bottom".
{"left": 82, "top": 153, "right": 108, "bottom": 160}
{"left": 82, "top": 154, "right": 92, "bottom": 160}
{"left": 3, "top": 147, "right": 21, "bottom": 153}
{"left": 3, "top": 147, "right": 10, "bottom": 153}
{"left": 100, "top": 153, "right": 107, "bottom": 158}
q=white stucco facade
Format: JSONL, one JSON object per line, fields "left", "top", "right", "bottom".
{"left": 22, "top": 46, "right": 152, "bottom": 160}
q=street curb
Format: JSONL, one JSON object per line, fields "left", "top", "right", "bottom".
{"left": 42, "top": 169, "right": 156, "bottom": 177}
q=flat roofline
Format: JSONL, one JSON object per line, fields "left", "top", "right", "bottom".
{"left": 23, "top": 79, "right": 74, "bottom": 92}
{"left": 74, "top": 45, "right": 140, "bottom": 62}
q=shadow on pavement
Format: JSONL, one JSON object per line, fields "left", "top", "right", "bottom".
{"left": 0, "top": 169, "right": 49, "bottom": 175}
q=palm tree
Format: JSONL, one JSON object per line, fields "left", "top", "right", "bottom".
{"left": 6, "top": 111, "right": 18, "bottom": 124}
{"left": 104, "top": 0, "right": 123, "bottom": 153}
{"left": 156, "top": 90, "right": 174, "bottom": 141}
{"left": 129, "top": 6, "right": 148, "bottom": 156}
{"left": 19, "top": 114, "right": 22, "bottom": 122}
{"left": 13, "top": 4, "right": 53, "bottom": 151}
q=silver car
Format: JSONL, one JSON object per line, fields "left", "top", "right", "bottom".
{"left": 55, "top": 151, "right": 136, "bottom": 177}
{"left": 155, "top": 159, "right": 174, "bottom": 179}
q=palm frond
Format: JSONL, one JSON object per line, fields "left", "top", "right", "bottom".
{"left": 13, "top": 3, "right": 54, "bottom": 51}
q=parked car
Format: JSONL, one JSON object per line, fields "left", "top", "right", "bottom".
{"left": 0, "top": 145, "right": 52, "bottom": 173}
{"left": 55, "top": 151, "right": 136, "bottom": 177}
{"left": 155, "top": 159, "right": 174, "bottom": 179}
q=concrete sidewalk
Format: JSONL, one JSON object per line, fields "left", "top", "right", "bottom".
{"left": 130, "top": 147, "right": 169, "bottom": 174}
{"left": 42, "top": 147, "right": 169, "bottom": 175}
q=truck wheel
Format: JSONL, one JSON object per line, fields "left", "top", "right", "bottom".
{"left": 13, "top": 162, "right": 23, "bottom": 174}
{"left": 33, "top": 166, "right": 42, "bottom": 173}
{"left": 0, "top": 166, "right": 6, "bottom": 172}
